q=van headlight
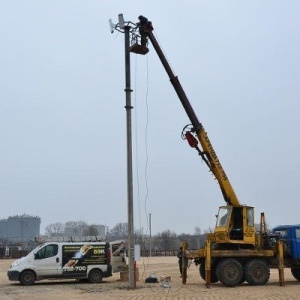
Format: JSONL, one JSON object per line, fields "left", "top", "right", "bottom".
{"left": 11, "top": 260, "right": 21, "bottom": 268}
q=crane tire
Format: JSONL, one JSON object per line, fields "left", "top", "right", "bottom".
{"left": 216, "top": 258, "right": 243, "bottom": 287}
{"left": 199, "top": 262, "right": 218, "bottom": 283}
{"left": 244, "top": 259, "right": 270, "bottom": 285}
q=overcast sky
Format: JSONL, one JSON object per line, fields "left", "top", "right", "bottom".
{"left": 1, "top": 1, "right": 299, "bottom": 236}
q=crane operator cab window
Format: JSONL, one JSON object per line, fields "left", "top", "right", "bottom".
{"left": 246, "top": 207, "right": 254, "bottom": 227}
{"left": 216, "top": 207, "right": 230, "bottom": 227}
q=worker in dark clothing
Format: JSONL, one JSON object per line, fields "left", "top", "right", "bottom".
{"left": 138, "top": 15, "right": 148, "bottom": 47}
{"left": 177, "top": 247, "right": 183, "bottom": 277}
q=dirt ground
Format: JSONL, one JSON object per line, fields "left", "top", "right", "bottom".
{"left": 0, "top": 257, "right": 299, "bottom": 300}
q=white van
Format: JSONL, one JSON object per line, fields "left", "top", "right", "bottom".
{"left": 7, "top": 240, "right": 127, "bottom": 285}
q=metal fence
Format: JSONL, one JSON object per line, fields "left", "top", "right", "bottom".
{"left": 0, "top": 247, "right": 29, "bottom": 259}
{"left": 0, "top": 246, "right": 180, "bottom": 259}
{"left": 140, "top": 249, "right": 177, "bottom": 257}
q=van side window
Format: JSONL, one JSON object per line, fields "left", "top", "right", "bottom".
{"left": 36, "top": 244, "right": 58, "bottom": 259}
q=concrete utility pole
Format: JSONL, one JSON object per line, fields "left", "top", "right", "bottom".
{"left": 124, "top": 23, "right": 135, "bottom": 289}
{"left": 109, "top": 13, "right": 149, "bottom": 288}
{"left": 149, "top": 213, "right": 152, "bottom": 257}
{"left": 109, "top": 13, "right": 136, "bottom": 289}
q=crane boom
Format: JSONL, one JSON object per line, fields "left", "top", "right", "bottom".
{"left": 134, "top": 16, "right": 240, "bottom": 207}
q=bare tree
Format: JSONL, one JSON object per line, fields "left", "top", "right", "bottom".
{"left": 134, "top": 228, "right": 145, "bottom": 246}
{"left": 204, "top": 227, "right": 214, "bottom": 234}
{"left": 177, "top": 232, "right": 193, "bottom": 248}
{"left": 194, "top": 226, "right": 201, "bottom": 236}
{"left": 194, "top": 226, "right": 203, "bottom": 248}
{"left": 156, "top": 229, "right": 177, "bottom": 251}
{"left": 83, "top": 225, "right": 99, "bottom": 236}
{"left": 65, "top": 221, "right": 88, "bottom": 237}
{"left": 108, "top": 223, "right": 128, "bottom": 240}
{"left": 45, "top": 222, "right": 64, "bottom": 237}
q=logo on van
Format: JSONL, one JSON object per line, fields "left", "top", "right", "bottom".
{"left": 62, "top": 244, "right": 107, "bottom": 273}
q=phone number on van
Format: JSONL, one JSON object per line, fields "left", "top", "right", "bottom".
{"left": 63, "top": 266, "right": 87, "bottom": 272}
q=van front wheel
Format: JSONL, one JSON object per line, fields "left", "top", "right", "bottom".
{"left": 88, "top": 269, "right": 103, "bottom": 283}
{"left": 20, "top": 270, "right": 35, "bottom": 285}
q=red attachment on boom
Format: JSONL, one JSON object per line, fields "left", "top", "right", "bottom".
{"left": 185, "top": 131, "right": 198, "bottom": 148}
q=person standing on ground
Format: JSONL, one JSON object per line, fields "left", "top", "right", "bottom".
{"left": 177, "top": 247, "right": 183, "bottom": 277}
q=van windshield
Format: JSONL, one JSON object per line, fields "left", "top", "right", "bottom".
{"left": 27, "top": 244, "right": 45, "bottom": 256}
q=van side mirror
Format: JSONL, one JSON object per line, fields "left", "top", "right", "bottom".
{"left": 34, "top": 253, "right": 38, "bottom": 260}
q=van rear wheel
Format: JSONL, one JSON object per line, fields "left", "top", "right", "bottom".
{"left": 20, "top": 270, "right": 35, "bottom": 285}
{"left": 88, "top": 269, "right": 103, "bottom": 283}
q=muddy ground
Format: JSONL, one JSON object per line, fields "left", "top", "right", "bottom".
{"left": 0, "top": 257, "right": 299, "bottom": 299}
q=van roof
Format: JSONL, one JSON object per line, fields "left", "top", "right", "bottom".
{"left": 43, "top": 241, "right": 109, "bottom": 246}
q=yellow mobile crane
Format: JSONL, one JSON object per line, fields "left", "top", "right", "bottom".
{"left": 132, "top": 16, "right": 256, "bottom": 247}
{"left": 128, "top": 16, "right": 285, "bottom": 287}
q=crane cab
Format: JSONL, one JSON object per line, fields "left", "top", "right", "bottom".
{"left": 214, "top": 206, "right": 256, "bottom": 246}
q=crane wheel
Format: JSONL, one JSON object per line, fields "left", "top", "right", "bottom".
{"left": 199, "top": 262, "right": 218, "bottom": 283}
{"left": 244, "top": 259, "right": 270, "bottom": 285}
{"left": 216, "top": 258, "right": 243, "bottom": 287}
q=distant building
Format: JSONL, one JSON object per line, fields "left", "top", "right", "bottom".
{"left": 0, "top": 214, "right": 41, "bottom": 248}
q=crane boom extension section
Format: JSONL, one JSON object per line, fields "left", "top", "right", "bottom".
{"left": 135, "top": 17, "right": 239, "bottom": 207}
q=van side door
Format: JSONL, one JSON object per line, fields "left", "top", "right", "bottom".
{"left": 33, "top": 243, "right": 59, "bottom": 277}
{"left": 111, "top": 241, "right": 127, "bottom": 272}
